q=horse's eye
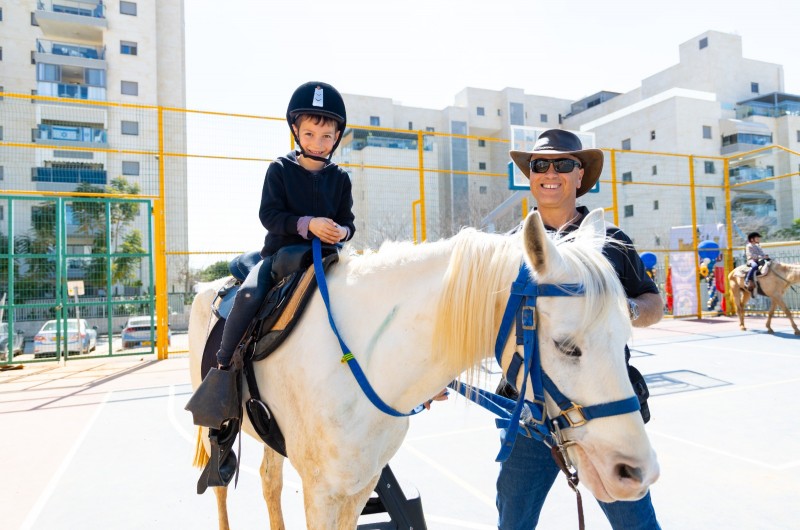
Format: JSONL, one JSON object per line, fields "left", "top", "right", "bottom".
{"left": 554, "top": 340, "right": 582, "bottom": 357}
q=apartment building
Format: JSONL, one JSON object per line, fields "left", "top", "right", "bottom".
{"left": 0, "top": 0, "right": 188, "bottom": 294}
{"left": 341, "top": 30, "right": 800, "bottom": 249}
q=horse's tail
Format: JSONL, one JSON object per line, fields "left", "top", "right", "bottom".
{"left": 193, "top": 426, "right": 209, "bottom": 468}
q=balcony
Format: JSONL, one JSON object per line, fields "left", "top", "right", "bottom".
{"left": 35, "top": 39, "right": 107, "bottom": 70}
{"left": 35, "top": 124, "right": 108, "bottom": 147}
{"left": 35, "top": 0, "right": 107, "bottom": 43}
{"left": 37, "top": 81, "right": 106, "bottom": 101}
{"left": 32, "top": 167, "right": 107, "bottom": 185}
{"left": 736, "top": 92, "right": 800, "bottom": 119}
{"left": 341, "top": 129, "right": 434, "bottom": 153}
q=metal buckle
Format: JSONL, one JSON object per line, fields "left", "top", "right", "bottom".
{"left": 560, "top": 404, "right": 587, "bottom": 427}
{"left": 521, "top": 399, "right": 547, "bottom": 425}
{"left": 521, "top": 305, "right": 536, "bottom": 330}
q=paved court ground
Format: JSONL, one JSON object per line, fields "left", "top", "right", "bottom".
{"left": 1, "top": 315, "right": 798, "bottom": 529}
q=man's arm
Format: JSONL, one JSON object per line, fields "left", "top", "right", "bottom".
{"left": 631, "top": 292, "right": 663, "bottom": 328}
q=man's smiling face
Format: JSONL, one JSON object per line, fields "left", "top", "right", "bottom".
{"left": 529, "top": 154, "right": 584, "bottom": 210}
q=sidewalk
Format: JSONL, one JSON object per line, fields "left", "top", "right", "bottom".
{"left": 1, "top": 315, "right": 798, "bottom": 529}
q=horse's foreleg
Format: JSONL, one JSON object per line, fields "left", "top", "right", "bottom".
{"left": 302, "top": 474, "right": 380, "bottom": 530}
{"left": 213, "top": 486, "right": 230, "bottom": 530}
{"left": 260, "top": 446, "right": 286, "bottom": 530}
{"left": 766, "top": 298, "right": 778, "bottom": 334}
{"left": 732, "top": 287, "right": 748, "bottom": 331}
{"left": 771, "top": 298, "right": 800, "bottom": 335}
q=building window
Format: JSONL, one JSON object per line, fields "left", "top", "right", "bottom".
{"left": 121, "top": 80, "right": 139, "bottom": 96}
{"left": 425, "top": 126, "right": 435, "bottom": 132}
{"left": 0, "top": 166, "right": 4, "bottom": 181}
{"left": 621, "top": 138, "right": 631, "bottom": 150}
{"left": 0, "top": 47, "right": 3, "bottom": 61}
{"left": 478, "top": 162, "right": 487, "bottom": 170}
{"left": 477, "top": 107, "right": 485, "bottom": 116}
{"left": 652, "top": 165, "right": 657, "bottom": 175}
{"left": 369, "top": 116, "right": 380, "bottom": 126}
{"left": 478, "top": 139, "right": 486, "bottom": 147}
{"left": 121, "top": 121, "right": 139, "bottom": 135}
{"left": 706, "top": 197, "right": 716, "bottom": 210}
{"left": 650, "top": 130, "right": 656, "bottom": 140}
{"left": 704, "top": 161, "right": 715, "bottom": 174}
{"left": 407, "top": 121, "right": 413, "bottom": 130}
{"left": 120, "top": 41, "right": 138, "bottom": 55}
{"left": 622, "top": 171, "right": 632, "bottom": 184}
{"left": 120, "top": 1, "right": 137, "bottom": 15}
{"left": 653, "top": 200, "right": 659, "bottom": 211}
{"left": 0, "top": 126, "right": 3, "bottom": 140}
{"left": 0, "top": 7, "right": 3, "bottom": 21}
{"left": 31, "top": 12, "right": 39, "bottom": 26}
{"left": 624, "top": 205, "right": 634, "bottom": 218}
{"left": 0, "top": 205, "right": 3, "bottom": 221}
{"left": 703, "top": 125, "right": 712, "bottom": 139}
{"left": 699, "top": 37, "right": 708, "bottom": 49}
{"left": 751, "top": 82, "right": 759, "bottom": 93}
{"left": 479, "top": 186, "right": 487, "bottom": 195}
{"left": 796, "top": 130, "right": 800, "bottom": 142}
{"left": 122, "top": 161, "right": 140, "bottom": 176}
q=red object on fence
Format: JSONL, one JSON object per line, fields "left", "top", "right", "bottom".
{"left": 665, "top": 266, "right": 673, "bottom": 312}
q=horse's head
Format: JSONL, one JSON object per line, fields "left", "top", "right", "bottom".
{"left": 521, "top": 208, "right": 660, "bottom": 502}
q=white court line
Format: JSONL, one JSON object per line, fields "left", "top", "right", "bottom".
{"left": 19, "top": 391, "right": 111, "bottom": 530}
{"left": 167, "top": 385, "right": 303, "bottom": 488}
{"left": 403, "top": 444, "right": 496, "bottom": 508}
{"left": 425, "top": 514, "right": 496, "bottom": 529}
{"left": 665, "top": 342, "right": 800, "bottom": 359}
{"left": 406, "top": 424, "right": 496, "bottom": 443}
{"left": 657, "top": 376, "right": 800, "bottom": 402}
{"left": 648, "top": 429, "right": 800, "bottom": 470}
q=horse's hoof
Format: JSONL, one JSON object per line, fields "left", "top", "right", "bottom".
{"left": 767, "top": 329, "right": 774, "bottom": 334}
{"left": 794, "top": 330, "right": 800, "bottom": 336}
{"left": 739, "top": 326, "right": 746, "bottom": 331}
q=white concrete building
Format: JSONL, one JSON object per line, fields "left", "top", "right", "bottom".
{"left": 0, "top": 0, "right": 188, "bottom": 294}
{"left": 341, "top": 30, "right": 800, "bottom": 249}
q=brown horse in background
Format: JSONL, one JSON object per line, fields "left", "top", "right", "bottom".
{"left": 728, "top": 261, "right": 800, "bottom": 334}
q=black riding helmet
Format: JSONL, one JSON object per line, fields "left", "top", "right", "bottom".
{"left": 747, "top": 232, "right": 762, "bottom": 242}
{"left": 286, "top": 81, "right": 347, "bottom": 162}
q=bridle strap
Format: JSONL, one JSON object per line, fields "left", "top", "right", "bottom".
{"left": 312, "top": 238, "right": 425, "bottom": 417}
{"left": 550, "top": 445, "right": 585, "bottom": 530}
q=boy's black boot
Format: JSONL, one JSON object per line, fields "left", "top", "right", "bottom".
{"left": 185, "top": 362, "right": 241, "bottom": 430}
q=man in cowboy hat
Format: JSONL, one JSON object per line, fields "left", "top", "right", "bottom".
{"left": 497, "top": 129, "right": 664, "bottom": 529}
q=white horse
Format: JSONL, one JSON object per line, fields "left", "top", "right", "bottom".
{"left": 188, "top": 209, "right": 660, "bottom": 529}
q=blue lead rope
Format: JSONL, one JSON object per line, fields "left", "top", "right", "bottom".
{"left": 312, "top": 238, "right": 424, "bottom": 417}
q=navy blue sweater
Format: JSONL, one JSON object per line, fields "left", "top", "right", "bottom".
{"left": 258, "top": 151, "right": 356, "bottom": 256}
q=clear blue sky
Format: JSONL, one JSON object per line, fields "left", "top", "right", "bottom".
{"left": 183, "top": 0, "right": 799, "bottom": 266}
{"left": 185, "top": 0, "right": 798, "bottom": 114}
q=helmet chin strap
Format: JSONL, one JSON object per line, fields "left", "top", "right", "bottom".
{"left": 297, "top": 149, "right": 331, "bottom": 164}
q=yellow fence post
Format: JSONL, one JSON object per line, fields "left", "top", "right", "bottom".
{"left": 155, "top": 107, "right": 169, "bottom": 359}
{"left": 417, "top": 130, "right": 427, "bottom": 242}
{"left": 609, "top": 150, "right": 620, "bottom": 226}
{"left": 723, "top": 156, "right": 735, "bottom": 316}
{"left": 687, "top": 156, "right": 703, "bottom": 319}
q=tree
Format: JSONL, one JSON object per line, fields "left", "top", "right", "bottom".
{"left": 770, "top": 218, "right": 800, "bottom": 241}
{"left": 199, "top": 260, "right": 231, "bottom": 282}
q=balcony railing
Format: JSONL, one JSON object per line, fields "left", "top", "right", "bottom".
{"left": 729, "top": 167, "right": 774, "bottom": 184}
{"left": 32, "top": 167, "right": 107, "bottom": 185}
{"left": 36, "top": 81, "right": 106, "bottom": 101}
{"left": 37, "top": 124, "right": 107, "bottom": 144}
{"left": 36, "top": 39, "right": 105, "bottom": 60}
{"left": 37, "top": 0, "right": 105, "bottom": 19}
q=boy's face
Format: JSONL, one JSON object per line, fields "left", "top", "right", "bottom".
{"left": 293, "top": 116, "right": 340, "bottom": 159}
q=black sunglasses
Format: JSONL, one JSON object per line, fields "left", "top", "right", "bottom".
{"left": 530, "top": 158, "right": 582, "bottom": 173}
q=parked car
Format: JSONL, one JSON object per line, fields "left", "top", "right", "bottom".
{"left": 0, "top": 323, "right": 25, "bottom": 359}
{"left": 120, "top": 315, "right": 170, "bottom": 350}
{"left": 34, "top": 319, "right": 97, "bottom": 357}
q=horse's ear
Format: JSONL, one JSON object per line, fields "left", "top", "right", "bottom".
{"left": 576, "top": 208, "right": 608, "bottom": 252}
{"left": 522, "top": 211, "right": 563, "bottom": 276}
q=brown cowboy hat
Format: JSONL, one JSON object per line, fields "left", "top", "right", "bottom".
{"left": 510, "top": 129, "right": 603, "bottom": 197}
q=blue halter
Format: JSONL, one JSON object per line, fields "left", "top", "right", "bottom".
{"left": 450, "top": 264, "right": 641, "bottom": 462}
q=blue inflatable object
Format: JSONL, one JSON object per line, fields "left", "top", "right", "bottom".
{"left": 698, "top": 240, "right": 720, "bottom": 262}
{"left": 640, "top": 252, "right": 657, "bottom": 270}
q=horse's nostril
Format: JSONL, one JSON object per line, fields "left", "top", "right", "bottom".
{"left": 617, "top": 463, "right": 643, "bottom": 483}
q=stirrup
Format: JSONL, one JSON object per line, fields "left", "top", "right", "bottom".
{"left": 197, "top": 419, "right": 240, "bottom": 494}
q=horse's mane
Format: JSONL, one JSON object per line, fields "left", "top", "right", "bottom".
{"left": 433, "top": 227, "right": 628, "bottom": 383}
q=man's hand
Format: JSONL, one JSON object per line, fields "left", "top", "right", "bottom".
{"left": 423, "top": 388, "right": 450, "bottom": 410}
{"left": 309, "top": 217, "right": 346, "bottom": 244}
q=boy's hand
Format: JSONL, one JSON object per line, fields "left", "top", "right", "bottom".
{"left": 309, "top": 217, "right": 346, "bottom": 244}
